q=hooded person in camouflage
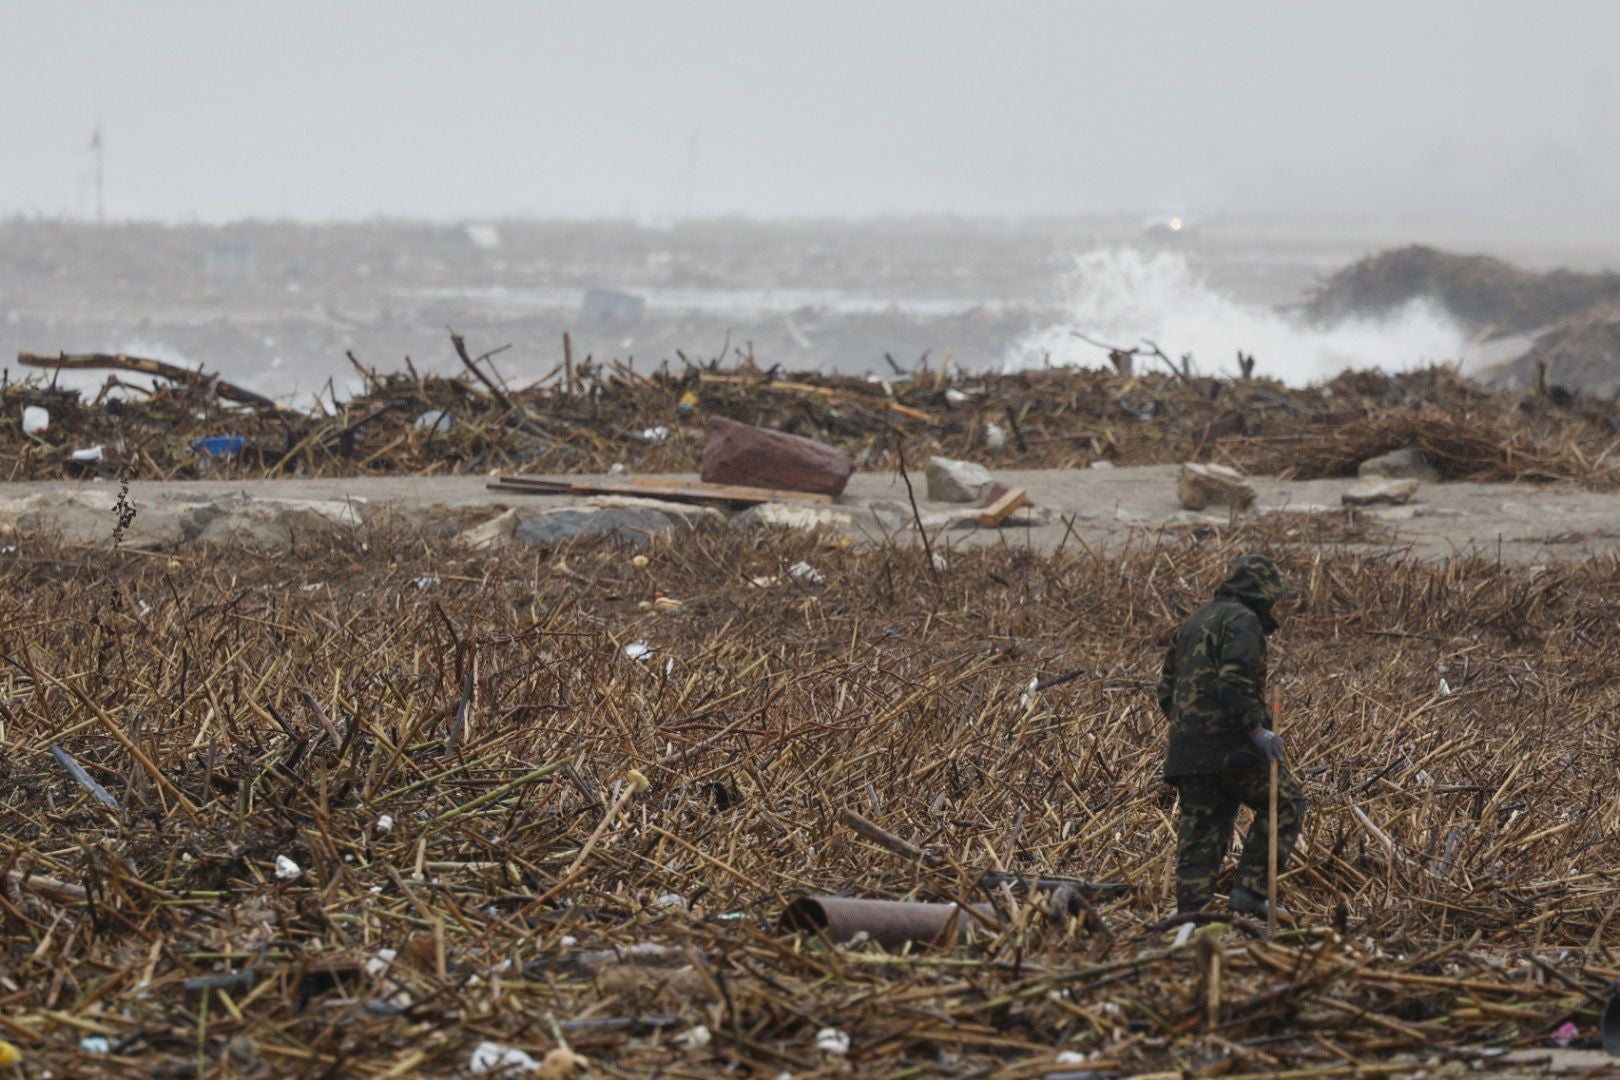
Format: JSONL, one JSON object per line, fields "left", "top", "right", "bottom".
{"left": 1156, "top": 553, "right": 1306, "bottom": 918}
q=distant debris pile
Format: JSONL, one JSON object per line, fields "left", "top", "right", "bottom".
{"left": 1302, "top": 245, "right": 1620, "bottom": 336}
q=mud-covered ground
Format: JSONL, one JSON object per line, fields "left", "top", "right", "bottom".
{"left": 5, "top": 465, "right": 1620, "bottom": 564}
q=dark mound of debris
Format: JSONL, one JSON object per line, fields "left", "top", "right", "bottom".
{"left": 1303, "top": 245, "right": 1620, "bottom": 336}
{"left": 1485, "top": 304, "right": 1620, "bottom": 398}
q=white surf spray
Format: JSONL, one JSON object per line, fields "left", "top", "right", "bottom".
{"left": 1004, "top": 247, "right": 1475, "bottom": 385}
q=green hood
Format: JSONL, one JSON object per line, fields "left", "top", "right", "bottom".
{"left": 1214, "top": 554, "right": 1293, "bottom": 628}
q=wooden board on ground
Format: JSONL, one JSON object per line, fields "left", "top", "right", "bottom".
{"left": 489, "top": 475, "right": 835, "bottom": 508}
{"left": 978, "top": 486, "right": 1029, "bottom": 527}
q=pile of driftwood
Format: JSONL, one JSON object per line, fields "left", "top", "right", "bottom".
{"left": 4, "top": 338, "right": 1619, "bottom": 485}
{"left": 1, "top": 517, "right": 1617, "bottom": 1074}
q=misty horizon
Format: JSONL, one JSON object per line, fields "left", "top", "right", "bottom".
{"left": 3, "top": 0, "right": 1618, "bottom": 238}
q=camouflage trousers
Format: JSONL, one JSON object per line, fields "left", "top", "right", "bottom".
{"left": 1171, "top": 768, "right": 1306, "bottom": 914}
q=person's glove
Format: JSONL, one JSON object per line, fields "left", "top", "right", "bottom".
{"left": 1249, "top": 726, "right": 1285, "bottom": 762}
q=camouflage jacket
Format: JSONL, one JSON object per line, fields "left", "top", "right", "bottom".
{"left": 1155, "top": 556, "right": 1288, "bottom": 777}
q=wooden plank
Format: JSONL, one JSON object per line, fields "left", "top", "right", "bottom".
{"left": 488, "top": 476, "right": 834, "bottom": 508}
{"left": 624, "top": 475, "right": 833, "bottom": 505}
{"left": 977, "top": 487, "right": 1029, "bottom": 528}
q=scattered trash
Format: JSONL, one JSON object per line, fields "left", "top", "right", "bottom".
{"left": 675, "top": 1025, "right": 712, "bottom": 1051}
{"left": 930, "top": 553, "right": 948, "bottom": 572}
{"left": 0, "top": 1041, "right": 19, "bottom": 1066}
{"left": 983, "top": 421, "right": 1008, "bottom": 450}
{"left": 274, "top": 855, "right": 302, "bottom": 881}
{"left": 640, "top": 425, "right": 670, "bottom": 443}
{"left": 624, "top": 642, "right": 653, "bottom": 661}
{"left": 1055, "top": 1050, "right": 1090, "bottom": 1065}
{"left": 20, "top": 405, "right": 48, "bottom": 435}
{"left": 364, "top": 948, "right": 398, "bottom": 977}
{"left": 631, "top": 554, "right": 650, "bottom": 568}
{"left": 80, "top": 1036, "right": 111, "bottom": 1053}
{"left": 192, "top": 435, "right": 245, "bottom": 458}
{"left": 410, "top": 575, "right": 439, "bottom": 590}
{"left": 607, "top": 462, "right": 628, "bottom": 476}
{"left": 413, "top": 409, "right": 455, "bottom": 435}
{"left": 469, "top": 1040, "right": 543, "bottom": 1074}
{"left": 1551, "top": 1021, "right": 1580, "bottom": 1047}
{"left": 655, "top": 892, "right": 688, "bottom": 910}
{"left": 69, "top": 445, "right": 104, "bottom": 463}
{"left": 375, "top": 814, "right": 394, "bottom": 834}
{"left": 944, "top": 388, "right": 969, "bottom": 404}
{"left": 815, "top": 1027, "right": 851, "bottom": 1056}
{"left": 788, "top": 561, "right": 824, "bottom": 585}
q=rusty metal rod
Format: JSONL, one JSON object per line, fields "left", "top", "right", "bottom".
{"left": 780, "top": 895, "right": 996, "bottom": 950}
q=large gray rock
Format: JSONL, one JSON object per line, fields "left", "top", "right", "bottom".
{"left": 925, "top": 456, "right": 993, "bottom": 503}
{"left": 731, "top": 503, "right": 864, "bottom": 532}
{"left": 1177, "top": 463, "right": 1256, "bottom": 511}
{"left": 184, "top": 495, "right": 364, "bottom": 549}
{"left": 1358, "top": 448, "right": 1440, "bottom": 483}
{"left": 513, "top": 506, "right": 683, "bottom": 547}
{"left": 1342, "top": 478, "right": 1420, "bottom": 507}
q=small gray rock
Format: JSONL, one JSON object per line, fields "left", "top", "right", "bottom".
{"left": 1358, "top": 448, "right": 1440, "bottom": 483}
{"left": 1342, "top": 478, "right": 1420, "bottom": 507}
{"left": 513, "top": 507, "right": 679, "bottom": 547}
{"left": 925, "top": 456, "right": 993, "bottom": 503}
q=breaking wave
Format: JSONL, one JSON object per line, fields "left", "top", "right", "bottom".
{"left": 1003, "top": 247, "right": 1474, "bottom": 386}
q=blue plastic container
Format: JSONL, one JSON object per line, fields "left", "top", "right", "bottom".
{"left": 192, "top": 435, "right": 245, "bottom": 458}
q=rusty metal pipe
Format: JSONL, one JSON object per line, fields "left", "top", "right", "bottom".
{"left": 780, "top": 895, "right": 997, "bottom": 950}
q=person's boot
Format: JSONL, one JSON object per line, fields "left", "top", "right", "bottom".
{"left": 1228, "top": 883, "right": 1291, "bottom": 921}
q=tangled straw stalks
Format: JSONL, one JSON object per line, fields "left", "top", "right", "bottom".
{"left": 6, "top": 345, "right": 1620, "bottom": 489}
{"left": 1, "top": 517, "right": 1618, "bottom": 1074}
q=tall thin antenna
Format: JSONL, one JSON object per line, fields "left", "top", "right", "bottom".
{"left": 90, "top": 123, "right": 104, "bottom": 225}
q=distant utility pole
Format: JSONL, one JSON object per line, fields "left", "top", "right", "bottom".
{"left": 89, "top": 124, "right": 104, "bottom": 224}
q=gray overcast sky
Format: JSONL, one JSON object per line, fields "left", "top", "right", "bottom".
{"left": 2, "top": 0, "right": 1617, "bottom": 227}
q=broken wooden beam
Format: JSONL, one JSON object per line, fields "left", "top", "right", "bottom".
{"left": 18, "top": 351, "right": 296, "bottom": 414}
{"left": 488, "top": 475, "right": 834, "bottom": 508}
{"left": 978, "top": 486, "right": 1029, "bottom": 527}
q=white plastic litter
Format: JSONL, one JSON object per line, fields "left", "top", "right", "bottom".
{"left": 983, "top": 421, "right": 1007, "bottom": 449}
{"left": 79, "top": 1037, "right": 111, "bottom": 1053}
{"left": 21, "top": 406, "right": 48, "bottom": 435}
{"left": 375, "top": 814, "right": 394, "bottom": 834}
{"left": 413, "top": 410, "right": 455, "bottom": 434}
{"left": 675, "top": 1025, "right": 711, "bottom": 1051}
{"left": 364, "top": 948, "right": 398, "bottom": 977}
{"left": 814, "top": 1027, "right": 851, "bottom": 1056}
{"left": 624, "top": 642, "right": 653, "bottom": 661}
{"left": 640, "top": 426, "right": 670, "bottom": 443}
{"left": 468, "top": 1040, "right": 542, "bottom": 1074}
{"left": 274, "top": 855, "right": 302, "bottom": 881}
{"left": 788, "top": 561, "right": 824, "bottom": 585}
{"left": 70, "top": 445, "right": 104, "bottom": 463}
